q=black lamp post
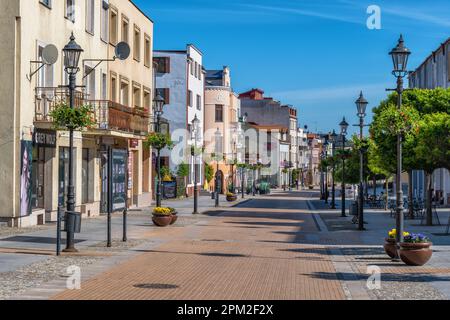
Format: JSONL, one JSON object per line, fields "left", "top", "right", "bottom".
{"left": 191, "top": 115, "right": 200, "bottom": 215}
{"left": 389, "top": 35, "right": 411, "bottom": 246}
{"left": 240, "top": 114, "right": 247, "bottom": 199}
{"left": 214, "top": 128, "right": 222, "bottom": 207}
{"left": 330, "top": 130, "right": 338, "bottom": 209}
{"left": 355, "top": 91, "right": 369, "bottom": 231}
{"left": 323, "top": 140, "right": 329, "bottom": 204}
{"left": 62, "top": 33, "right": 83, "bottom": 253}
{"left": 153, "top": 94, "right": 165, "bottom": 208}
{"left": 339, "top": 117, "right": 349, "bottom": 217}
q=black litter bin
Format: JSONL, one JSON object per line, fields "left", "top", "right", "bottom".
{"left": 64, "top": 211, "right": 82, "bottom": 234}
{"left": 350, "top": 201, "right": 359, "bottom": 216}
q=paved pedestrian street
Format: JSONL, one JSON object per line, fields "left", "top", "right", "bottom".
{"left": 2, "top": 190, "right": 450, "bottom": 300}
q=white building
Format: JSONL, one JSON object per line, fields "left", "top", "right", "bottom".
{"left": 409, "top": 37, "right": 450, "bottom": 205}
{"left": 153, "top": 45, "right": 205, "bottom": 195}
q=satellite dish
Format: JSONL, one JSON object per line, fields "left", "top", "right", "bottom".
{"left": 115, "top": 42, "right": 130, "bottom": 61}
{"left": 42, "top": 44, "right": 58, "bottom": 65}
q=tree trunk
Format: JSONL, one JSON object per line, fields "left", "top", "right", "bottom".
{"left": 408, "top": 170, "right": 414, "bottom": 219}
{"left": 373, "top": 176, "right": 377, "bottom": 198}
{"left": 385, "top": 178, "right": 389, "bottom": 211}
{"left": 425, "top": 172, "right": 433, "bottom": 226}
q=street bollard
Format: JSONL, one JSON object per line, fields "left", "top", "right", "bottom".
{"left": 123, "top": 208, "right": 127, "bottom": 242}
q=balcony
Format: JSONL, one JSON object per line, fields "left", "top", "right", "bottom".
{"left": 34, "top": 87, "right": 150, "bottom": 135}
{"left": 35, "top": 87, "right": 87, "bottom": 122}
{"left": 89, "top": 100, "right": 150, "bottom": 136}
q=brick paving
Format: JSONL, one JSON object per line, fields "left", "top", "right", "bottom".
{"left": 52, "top": 194, "right": 347, "bottom": 300}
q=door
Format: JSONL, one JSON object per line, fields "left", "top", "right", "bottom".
{"left": 58, "top": 147, "right": 76, "bottom": 207}
{"left": 31, "top": 147, "right": 45, "bottom": 209}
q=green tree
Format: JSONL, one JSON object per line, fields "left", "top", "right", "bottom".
{"left": 414, "top": 112, "right": 450, "bottom": 225}
{"left": 204, "top": 163, "right": 215, "bottom": 184}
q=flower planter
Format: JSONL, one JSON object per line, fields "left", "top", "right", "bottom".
{"left": 226, "top": 195, "right": 237, "bottom": 202}
{"left": 399, "top": 242, "right": 433, "bottom": 266}
{"left": 384, "top": 238, "right": 398, "bottom": 259}
{"left": 170, "top": 212, "right": 178, "bottom": 225}
{"left": 152, "top": 215, "right": 172, "bottom": 227}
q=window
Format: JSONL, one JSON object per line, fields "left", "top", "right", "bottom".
{"left": 110, "top": 73, "right": 117, "bottom": 102}
{"left": 86, "top": 0, "right": 94, "bottom": 34}
{"left": 144, "top": 35, "right": 151, "bottom": 67}
{"left": 448, "top": 52, "right": 450, "bottom": 82}
{"left": 83, "top": 64, "right": 96, "bottom": 99}
{"left": 121, "top": 16, "right": 129, "bottom": 43}
{"left": 109, "top": 7, "right": 118, "bottom": 45}
{"left": 38, "top": 44, "right": 53, "bottom": 88}
{"left": 215, "top": 105, "right": 223, "bottom": 122}
{"left": 156, "top": 88, "right": 170, "bottom": 105}
{"left": 196, "top": 94, "right": 201, "bottom": 110}
{"left": 133, "top": 25, "right": 141, "bottom": 61}
{"left": 143, "top": 88, "right": 151, "bottom": 111}
{"left": 120, "top": 78, "right": 130, "bottom": 106}
{"left": 190, "top": 61, "right": 194, "bottom": 76}
{"left": 102, "top": 72, "right": 107, "bottom": 100}
{"left": 40, "top": 0, "right": 51, "bottom": 8}
{"left": 82, "top": 148, "right": 89, "bottom": 204}
{"left": 65, "top": 0, "right": 75, "bottom": 22}
{"left": 194, "top": 62, "right": 198, "bottom": 79}
{"left": 188, "top": 90, "right": 193, "bottom": 107}
{"left": 100, "top": 0, "right": 109, "bottom": 42}
{"left": 133, "top": 83, "right": 141, "bottom": 109}
{"left": 198, "top": 64, "right": 202, "bottom": 81}
{"left": 153, "top": 57, "right": 170, "bottom": 73}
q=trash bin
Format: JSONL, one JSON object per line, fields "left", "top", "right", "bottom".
{"left": 64, "top": 211, "right": 82, "bottom": 234}
{"left": 350, "top": 201, "right": 359, "bottom": 216}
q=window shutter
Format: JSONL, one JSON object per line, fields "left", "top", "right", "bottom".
{"left": 164, "top": 88, "right": 170, "bottom": 104}
{"left": 165, "top": 57, "right": 170, "bottom": 73}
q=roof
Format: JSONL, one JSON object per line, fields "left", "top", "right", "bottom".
{"left": 129, "top": 0, "right": 154, "bottom": 23}
{"left": 205, "top": 70, "right": 224, "bottom": 86}
{"left": 410, "top": 37, "right": 450, "bottom": 75}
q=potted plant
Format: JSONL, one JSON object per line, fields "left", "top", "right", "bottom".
{"left": 399, "top": 233, "right": 433, "bottom": 266}
{"left": 384, "top": 229, "right": 410, "bottom": 259}
{"left": 168, "top": 207, "right": 178, "bottom": 225}
{"left": 226, "top": 192, "right": 237, "bottom": 202}
{"left": 152, "top": 207, "right": 173, "bottom": 227}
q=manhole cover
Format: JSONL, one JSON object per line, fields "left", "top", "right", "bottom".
{"left": 134, "top": 283, "right": 179, "bottom": 289}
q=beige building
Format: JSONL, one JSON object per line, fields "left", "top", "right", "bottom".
{"left": 0, "top": 0, "right": 153, "bottom": 227}
{"left": 204, "top": 67, "right": 241, "bottom": 192}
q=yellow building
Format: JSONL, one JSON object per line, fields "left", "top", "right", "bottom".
{"left": 0, "top": 0, "right": 153, "bottom": 227}
{"left": 204, "top": 67, "right": 242, "bottom": 193}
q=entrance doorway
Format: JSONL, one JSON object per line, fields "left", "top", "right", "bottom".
{"left": 58, "top": 147, "right": 77, "bottom": 208}
{"left": 31, "top": 147, "right": 45, "bottom": 209}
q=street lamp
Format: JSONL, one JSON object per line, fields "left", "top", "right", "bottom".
{"left": 153, "top": 94, "right": 165, "bottom": 208}
{"left": 191, "top": 115, "right": 200, "bottom": 215}
{"left": 330, "top": 130, "right": 338, "bottom": 209}
{"left": 214, "top": 128, "right": 222, "bottom": 207}
{"left": 355, "top": 91, "right": 368, "bottom": 231}
{"left": 323, "top": 140, "right": 329, "bottom": 204}
{"left": 339, "top": 117, "right": 349, "bottom": 217}
{"left": 389, "top": 35, "right": 411, "bottom": 246}
{"left": 240, "top": 114, "right": 247, "bottom": 199}
{"left": 62, "top": 33, "right": 83, "bottom": 253}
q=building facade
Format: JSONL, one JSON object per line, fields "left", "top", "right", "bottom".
{"left": 0, "top": 0, "right": 154, "bottom": 227}
{"left": 204, "top": 67, "right": 241, "bottom": 193}
{"left": 409, "top": 37, "right": 450, "bottom": 205}
{"left": 153, "top": 45, "right": 205, "bottom": 195}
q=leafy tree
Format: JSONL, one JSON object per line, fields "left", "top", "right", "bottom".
{"left": 204, "top": 163, "right": 214, "bottom": 184}
{"left": 414, "top": 112, "right": 450, "bottom": 225}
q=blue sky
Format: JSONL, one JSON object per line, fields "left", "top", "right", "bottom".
{"left": 134, "top": 0, "right": 450, "bottom": 135}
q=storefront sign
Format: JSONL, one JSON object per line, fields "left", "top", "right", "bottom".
{"left": 111, "top": 149, "right": 128, "bottom": 212}
{"left": 163, "top": 181, "right": 177, "bottom": 199}
{"left": 33, "top": 129, "right": 57, "bottom": 148}
{"left": 129, "top": 139, "right": 139, "bottom": 148}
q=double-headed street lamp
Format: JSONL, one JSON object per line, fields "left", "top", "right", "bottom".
{"left": 62, "top": 34, "right": 83, "bottom": 253}
{"left": 389, "top": 35, "right": 411, "bottom": 246}
{"left": 355, "top": 91, "right": 369, "bottom": 231}
{"left": 323, "top": 139, "right": 329, "bottom": 204}
{"left": 191, "top": 115, "right": 200, "bottom": 215}
{"left": 330, "top": 130, "right": 338, "bottom": 209}
{"left": 153, "top": 94, "right": 165, "bottom": 208}
{"left": 339, "top": 117, "right": 349, "bottom": 217}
